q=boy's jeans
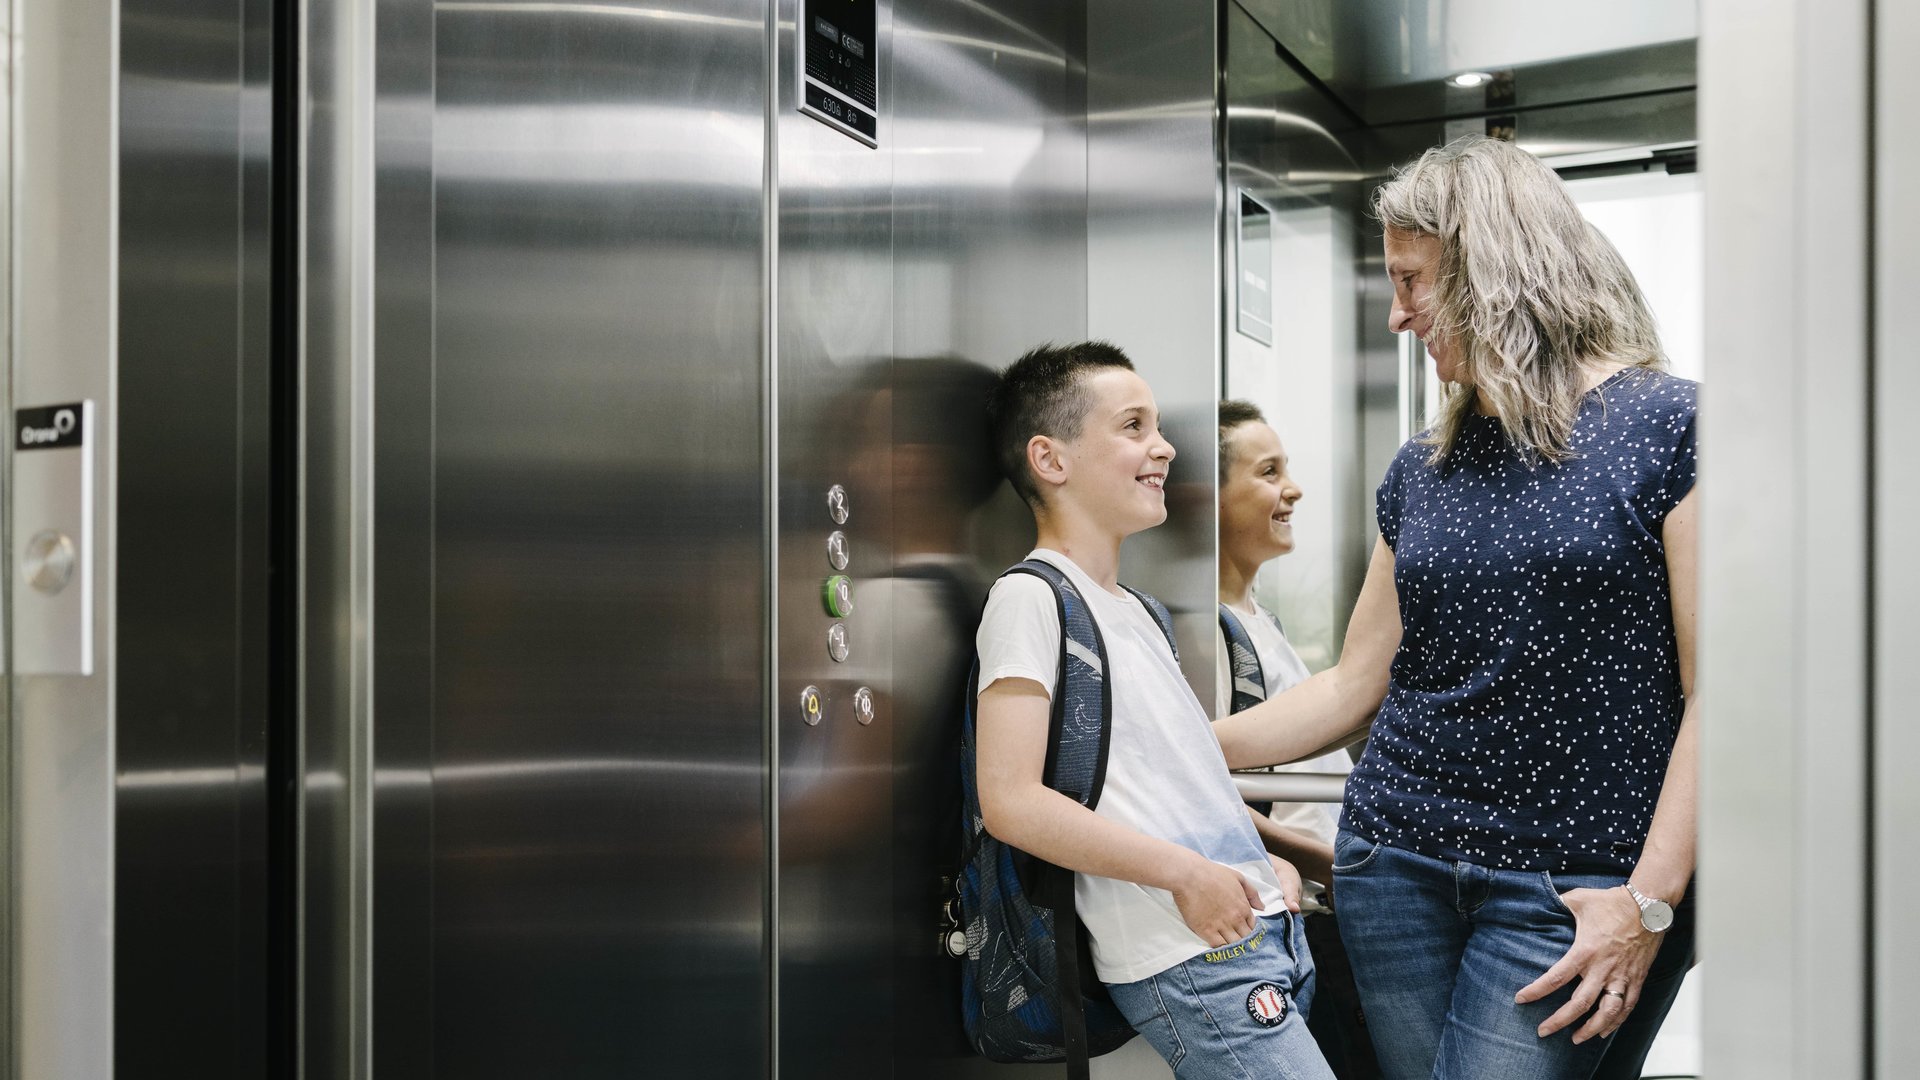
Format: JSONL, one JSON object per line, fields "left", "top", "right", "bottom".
{"left": 1332, "top": 828, "right": 1633, "bottom": 1080}
{"left": 1105, "top": 911, "right": 1336, "bottom": 1080}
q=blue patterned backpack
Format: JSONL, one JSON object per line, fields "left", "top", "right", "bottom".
{"left": 955, "top": 559, "right": 1179, "bottom": 1080}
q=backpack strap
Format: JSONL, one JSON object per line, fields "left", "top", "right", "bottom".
{"left": 1217, "top": 603, "right": 1268, "bottom": 714}
{"left": 1003, "top": 560, "right": 1113, "bottom": 812}
{"left": 1120, "top": 583, "right": 1179, "bottom": 662}
{"left": 1218, "top": 604, "right": 1277, "bottom": 817}
{"left": 1000, "top": 560, "right": 1111, "bottom": 1080}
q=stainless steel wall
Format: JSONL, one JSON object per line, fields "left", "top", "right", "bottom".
{"left": 771, "top": 2, "right": 897, "bottom": 1076}
{"left": 116, "top": 0, "right": 275, "bottom": 1075}
{"left": 12, "top": 0, "right": 119, "bottom": 1075}
{"left": 22, "top": 3, "right": 1235, "bottom": 1078}
{"left": 422, "top": 2, "right": 770, "bottom": 1076}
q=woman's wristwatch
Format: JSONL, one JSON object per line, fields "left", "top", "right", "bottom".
{"left": 1623, "top": 881, "right": 1674, "bottom": 933}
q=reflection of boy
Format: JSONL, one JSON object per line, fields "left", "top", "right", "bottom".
{"left": 974, "top": 343, "right": 1332, "bottom": 1080}
{"left": 1215, "top": 400, "right": 1378, "bottom": 1079}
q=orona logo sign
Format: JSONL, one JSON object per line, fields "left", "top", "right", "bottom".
{"left": 19, "top": 408, "right": 77, "bottom": 447}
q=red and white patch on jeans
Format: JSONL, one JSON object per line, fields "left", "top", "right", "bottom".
{"left": 1246, "top": 982, "right": 1289, "bottom": 1028}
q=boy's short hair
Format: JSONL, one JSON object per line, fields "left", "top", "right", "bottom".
{"left": 1217, "top": 399, "right": 1266, "bottom": 484}
{"left": 986, "top": 341, "right": 1136, "bottom": 508}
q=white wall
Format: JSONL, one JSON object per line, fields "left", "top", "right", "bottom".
{"left": 1568, "top": 169, "right": 1705, "bottom": 381}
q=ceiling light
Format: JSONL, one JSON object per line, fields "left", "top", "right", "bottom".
{"left": 1447, "top": 71, "right": 1493, "bottom": 89}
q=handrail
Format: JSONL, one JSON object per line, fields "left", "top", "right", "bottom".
{"left": 1230, "top": 771, "right": 1347, "bottom": 805}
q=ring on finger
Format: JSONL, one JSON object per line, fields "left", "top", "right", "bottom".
{"left": 1601, "top": 988, "right": 1628, "bottom": 1005}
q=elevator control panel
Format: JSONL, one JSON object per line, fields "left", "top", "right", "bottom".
{"left": 798, "top": 0, "right": 878, "bottom": 147}
{"left": 803, "top": 482, "right": 877, "bottom": 727}
{"left": 14, "top": 401, "right": 96, "bottom": 675}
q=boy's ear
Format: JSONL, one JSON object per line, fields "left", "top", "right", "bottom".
{"left": 1027, "top": 434, "right": 1069, "bottom": 493}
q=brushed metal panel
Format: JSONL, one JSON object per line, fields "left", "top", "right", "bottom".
{"left": 1088, "top": 0, "right": 1220, "bottom": 705}
{"left": 303, "top": 0, "right": 378, "bottom": 1074}
{"left": 887, "top": 1, "right": 1087, "bottom": 1075}
{"left": 1699, "top": 0, "right": 1872, "bottom": 1076}
{"left": 370, "top": 0, "right": 436, "bottom": 1074}
{"left": 429, "top": 2, "right": 768, "bottom": 1076}
{"left": 1233, "top": 0, "right": 1694, "bottom": 125}
{"left": 1876, "top": 0, "right": 1920, "bottom": 1070}
{"left": 772, "top": 2, "right": 895, "bottom": 1077}
{"left": 115, "top": 0, "right": 276, "bottom": 1074}
{"left": 1361, "top": 89, "right": 1697, "bottom": 174}
{"left": 10, "top": 0, "right": 119, "bottom": 1074}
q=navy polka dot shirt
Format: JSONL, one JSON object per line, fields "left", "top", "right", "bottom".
{"left": 1341, "top": 368, "right": 1698, "bottom": 876}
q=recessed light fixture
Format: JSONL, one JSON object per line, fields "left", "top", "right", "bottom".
{"left": 1447, "top": 71, "right": 1493, "bottom": 89}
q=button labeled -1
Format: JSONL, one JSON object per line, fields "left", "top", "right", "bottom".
{"left": 823, "top": 575, "right": 854, "bottom": 618}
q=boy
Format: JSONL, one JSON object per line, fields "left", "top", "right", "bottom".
{"left": 1216, "top": 400, "right": 1377, "bottom": 1080}
{"left": 975, "top": 342, "right": 1333, "bottom": 1080}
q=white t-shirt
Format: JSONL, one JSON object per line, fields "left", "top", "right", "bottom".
{"left": 976, "top": 549, "right": 1286, "bottom": 985}
{"left": 1212, "top": 601, "right": 1353, "bottom": 847}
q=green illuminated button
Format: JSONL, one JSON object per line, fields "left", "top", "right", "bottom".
{"left": 824, "top": 575, "right": 854, "bottom": 618}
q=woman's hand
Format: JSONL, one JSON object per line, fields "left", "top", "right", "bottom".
{"left": 1515, "top": 885, "right": 1663, "bottom": 1043}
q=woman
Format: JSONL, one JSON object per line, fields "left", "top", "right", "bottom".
{"left": 1213, "top": 135, "right": 1698, "bottom": 1080}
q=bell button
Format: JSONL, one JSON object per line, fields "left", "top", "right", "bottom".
{"left": 23, "top": 529, "right": 75, "bottom": 594}
{"left": 826, "top": 484, "right": 850, "bottom": 525}
{"left": 826, "top": 622, "right": 850, "bottom": 663}
{"left": 799, "top": 685, "right": 824, "bottom": 727}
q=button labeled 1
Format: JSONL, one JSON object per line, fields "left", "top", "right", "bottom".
{"left": 826, "top": 530, "right": 849, "bottom": 571}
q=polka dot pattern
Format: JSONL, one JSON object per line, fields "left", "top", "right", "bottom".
{"left": 1340, "top": 369, "right": 1698, "bottom": 875}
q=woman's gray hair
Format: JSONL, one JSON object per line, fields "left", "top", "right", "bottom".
{"left": 1373, "top": 135, "right": 1665, "bottom": 465}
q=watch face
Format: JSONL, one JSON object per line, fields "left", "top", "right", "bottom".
{"left": 1640, "top": 899, "right": 1675, "bottom": 933}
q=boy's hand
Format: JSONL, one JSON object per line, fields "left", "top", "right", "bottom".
{"left": 1170, "top": 856, "right": 1260, "bottom": 946}
{"left": 1267, "top": 854, "right": 1303, "bottom": 913}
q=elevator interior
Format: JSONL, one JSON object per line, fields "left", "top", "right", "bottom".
{"left": 4, "top": 2, "right": 1910, "bottom": 1079}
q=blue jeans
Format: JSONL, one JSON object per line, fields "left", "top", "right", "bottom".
{"left": 1106, "top": 911, "right": 1335, "bottom": 1080}
{"left": 1332, "top": 829, "right": 1620, "bottom": 1080}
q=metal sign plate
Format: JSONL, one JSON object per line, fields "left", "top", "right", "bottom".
{"left": 798, "top": 0, "right": 879, "bottom": 146}
{"left": 13, "top": 400, "right": 96, "bottom": 675}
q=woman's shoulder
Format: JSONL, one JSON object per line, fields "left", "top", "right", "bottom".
{"left": 1604, "top": 367, "right": 1698, "bottom": 423}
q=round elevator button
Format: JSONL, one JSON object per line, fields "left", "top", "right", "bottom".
{"left": 826, "top": 530, "right": 849, "bottom": 571}
{"left": 823, "top": 575, "right": 854, "bottom": 618}
{"left": 826, "top": 484, "right": 850, "bottom": 525}
{"left": 826, "top": 622, "right": 850, "bottom": 663}
{"left": 799, "top": 685, "right": 824, "bottom": 727}
{"left": 23, "top": 530, "right": 75, "bottom": 595}
{"left": 853, "top": 686, "right": 875, "bottom": 726}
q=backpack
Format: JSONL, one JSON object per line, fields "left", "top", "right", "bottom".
{"left": 955, "top": 559, "right": 1179, "bottom": 1080}
{"left": 1218, "top": 603, "right": 1279, "bottom": 816}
